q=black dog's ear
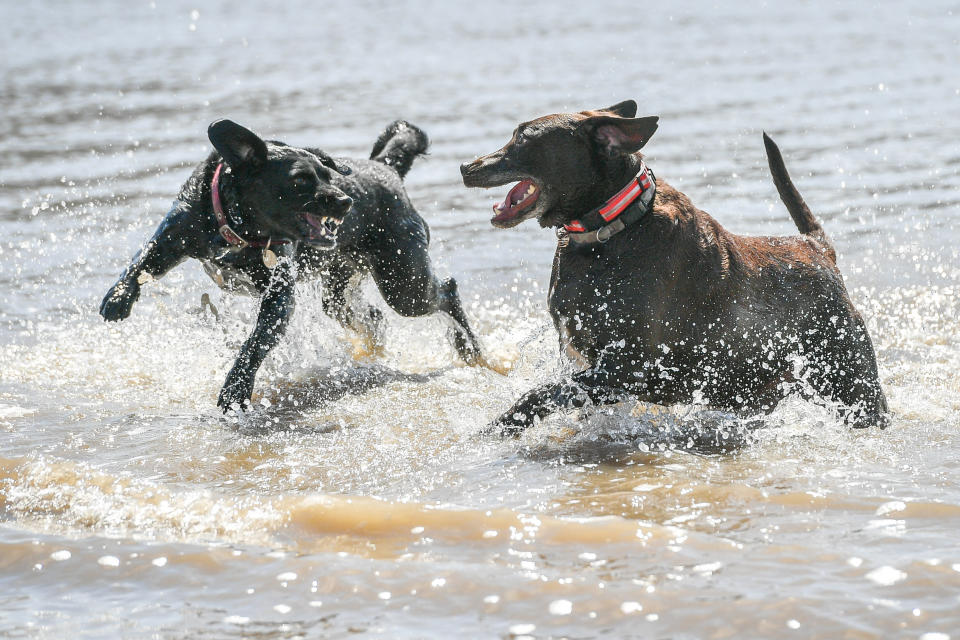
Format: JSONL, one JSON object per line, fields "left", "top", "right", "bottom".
{"left": 597, "top": 100, "right": 638, "bottom": 118}
{"left": 208, "top": 119, "right": 268, "bottom": 170}
{"left": 314, "top": 150, "right": 352, "bottom": 176}
{"left": 581, "top": 114, "right": 659, "bottom": 156}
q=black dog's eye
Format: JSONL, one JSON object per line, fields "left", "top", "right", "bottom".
{"left": 292, "top": 175, "right": 312, "bottom": 189}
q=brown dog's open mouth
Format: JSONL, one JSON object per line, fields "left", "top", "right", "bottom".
{"left": 302, "top": 213, "right": 342, "bottom": 248}
{"left": 492, "top": 180, "right": 540, "bottom": 226}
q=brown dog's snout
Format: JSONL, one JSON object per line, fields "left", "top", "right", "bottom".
{"left": 461, "top": 151, "right": 509, "bottom": 187}
{"left": 460, "top": 157, "right": 484, "bottom": 177}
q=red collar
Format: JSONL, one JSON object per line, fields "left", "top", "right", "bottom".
{"left": 211, "top": 163, "right": 287, "bottom": 249}
{"left": 563, "top": 163, "right": 655, "bottom": 233}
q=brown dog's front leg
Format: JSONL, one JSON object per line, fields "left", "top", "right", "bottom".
{"left": 491, "top": 369, "right": 633, "bottom": 437}
{"left": 218, "top": 255, "right": 297, "bottom": 412}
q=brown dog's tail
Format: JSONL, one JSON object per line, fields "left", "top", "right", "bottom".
{"left": 370, "top": 120, "right": 429, "bottom": 179}
{"left": 763, "top": 132, "right": 836, "bottom": 261}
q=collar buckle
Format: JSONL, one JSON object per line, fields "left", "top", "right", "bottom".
{"left": 218, "top": 224, "right": 249, "bottom": 249}
{"left": 595, "top": 224, "right": 615, "bottom": 243}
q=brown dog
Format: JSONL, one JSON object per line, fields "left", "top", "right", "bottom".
{"left": 461, "top": 100, "right": 888, "bottom": 435}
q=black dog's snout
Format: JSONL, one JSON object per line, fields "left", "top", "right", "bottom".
{"left": 319, "top": 190, "right": 353, "bottom": 213}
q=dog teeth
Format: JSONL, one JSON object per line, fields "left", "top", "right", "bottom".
{"left": 526, "top": 185, "right": 536, "bottom": 195}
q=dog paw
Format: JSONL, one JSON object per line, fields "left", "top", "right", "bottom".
{"left": 454, "top": 333, "right": 485, "bottom": 367}
{"left": 100, "top": 281, "right": 140, "bottom": 321}
{"left": 217, "top": 375, "right": 255, "bottom": 413}
{"left": 483, "top": 411, "right": 530, "bottom": 438}
{"left": 847, "top": 411, "right": 890, "bottom": 430}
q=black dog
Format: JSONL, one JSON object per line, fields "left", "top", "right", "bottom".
{"left": 461, "top": 100, "right": 888, "bottom": 434}
{"left": 101, "top": 119, "right": 484, "bottom": 410}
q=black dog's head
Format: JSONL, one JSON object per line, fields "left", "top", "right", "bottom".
{"left": 208, "top": 119, "right": 354, "bottom": 249}
{"left": 460, "top": 100, "right": 658, "bottom": 229}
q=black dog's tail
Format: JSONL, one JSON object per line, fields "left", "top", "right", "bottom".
{"left": 763, "top": 132, "right": 836, "bottom": 262}
{"left": 370, "top": 120, "right": 429, "bottom": 179}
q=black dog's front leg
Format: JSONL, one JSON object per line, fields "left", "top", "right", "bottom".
{"left": 492, "top": 368, "right": 633, "bottom": 437}
{"left": 100, "top": 202, "right": 201, "bottom": 321}
{"left": 217, "top": 256, "right": 297, "bottom": 411}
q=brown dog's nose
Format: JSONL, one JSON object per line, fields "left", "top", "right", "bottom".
{"left": 460, "top": 160, "right": 478, "bottom": 177}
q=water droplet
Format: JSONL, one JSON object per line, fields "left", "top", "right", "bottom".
{"left": 152, "top": 557, "right": 168, "bottom": 567}
{"left": 50, "top": 550, "right": 71, "bottom": 561}
{"left": 875, "top": 500, "right": 906, "bottom": 515}
{"left": 549, "top": 599, "right": 572, "bottom": 615}
{"left": 693, "top": 561, "right": 722, "bottom": 574}
{"left": 620, "top": 601, "right": 643, "bottom": 614}
{"left": 276, "top": 572, "right": 297, "bottom": 581}
{"left": 97, "top": 555, "right": 120, "bottom": 568}
{"left": 865, "top": 566, "right": 907, "bottom": 586}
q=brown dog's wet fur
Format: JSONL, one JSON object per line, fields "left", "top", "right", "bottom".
{"left": 462, "top": 100, "right": 888, "bottom": 435}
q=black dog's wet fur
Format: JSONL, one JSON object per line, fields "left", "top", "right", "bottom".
{"left": 101, "top": 120, "right": 483, "bottom": 410}
{"left": 461, "top": 100, "right": 888, "bottom": 434}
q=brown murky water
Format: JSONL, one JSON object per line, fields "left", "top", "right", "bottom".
{"left": 2, "top": 1, "right": 959, "bottom": 638}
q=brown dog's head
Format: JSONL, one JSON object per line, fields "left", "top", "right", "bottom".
{"left": 460, "top": 100, "right": 658, "bottom": 229}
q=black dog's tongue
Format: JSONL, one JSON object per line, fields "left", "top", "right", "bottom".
{"left": 493, "top": 180, "right": 539, "bottom": 223}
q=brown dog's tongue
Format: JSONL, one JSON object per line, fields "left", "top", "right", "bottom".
{"left": 494, "top": 180, "right": 535, "bottom": 220}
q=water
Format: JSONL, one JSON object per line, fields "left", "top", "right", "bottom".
{"left": 2, "top": 1, "right": 959, "bottom": 637}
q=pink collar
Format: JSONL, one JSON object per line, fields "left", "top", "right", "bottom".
{"left": 211, "top": 163, "right": 287, "bottom": 249}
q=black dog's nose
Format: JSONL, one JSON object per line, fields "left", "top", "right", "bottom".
{"left": 336, "top": 194, "right": 353, "bottom": 212}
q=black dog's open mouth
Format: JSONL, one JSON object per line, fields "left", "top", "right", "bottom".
{"left": 492, "top": 180, "right": 540, "bottom": 227}
{"left": 302, "top": 213, "right": 342, "bottom": 248}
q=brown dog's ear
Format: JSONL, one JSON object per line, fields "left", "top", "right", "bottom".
{"left": 582, "top": 115, "right": 659, "bottom": 155}
{"left": 208, "top": 119, "right": 268, "bottom": 170}
{"left": 313, "top": 149, "right": 352, "bottom": 176}
{"left": 597, "top": 100, "right": 638, "bottom": 118}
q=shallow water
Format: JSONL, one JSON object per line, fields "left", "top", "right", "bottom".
{"left": 2, "top": 1, "right": 960, "bottom": 638}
